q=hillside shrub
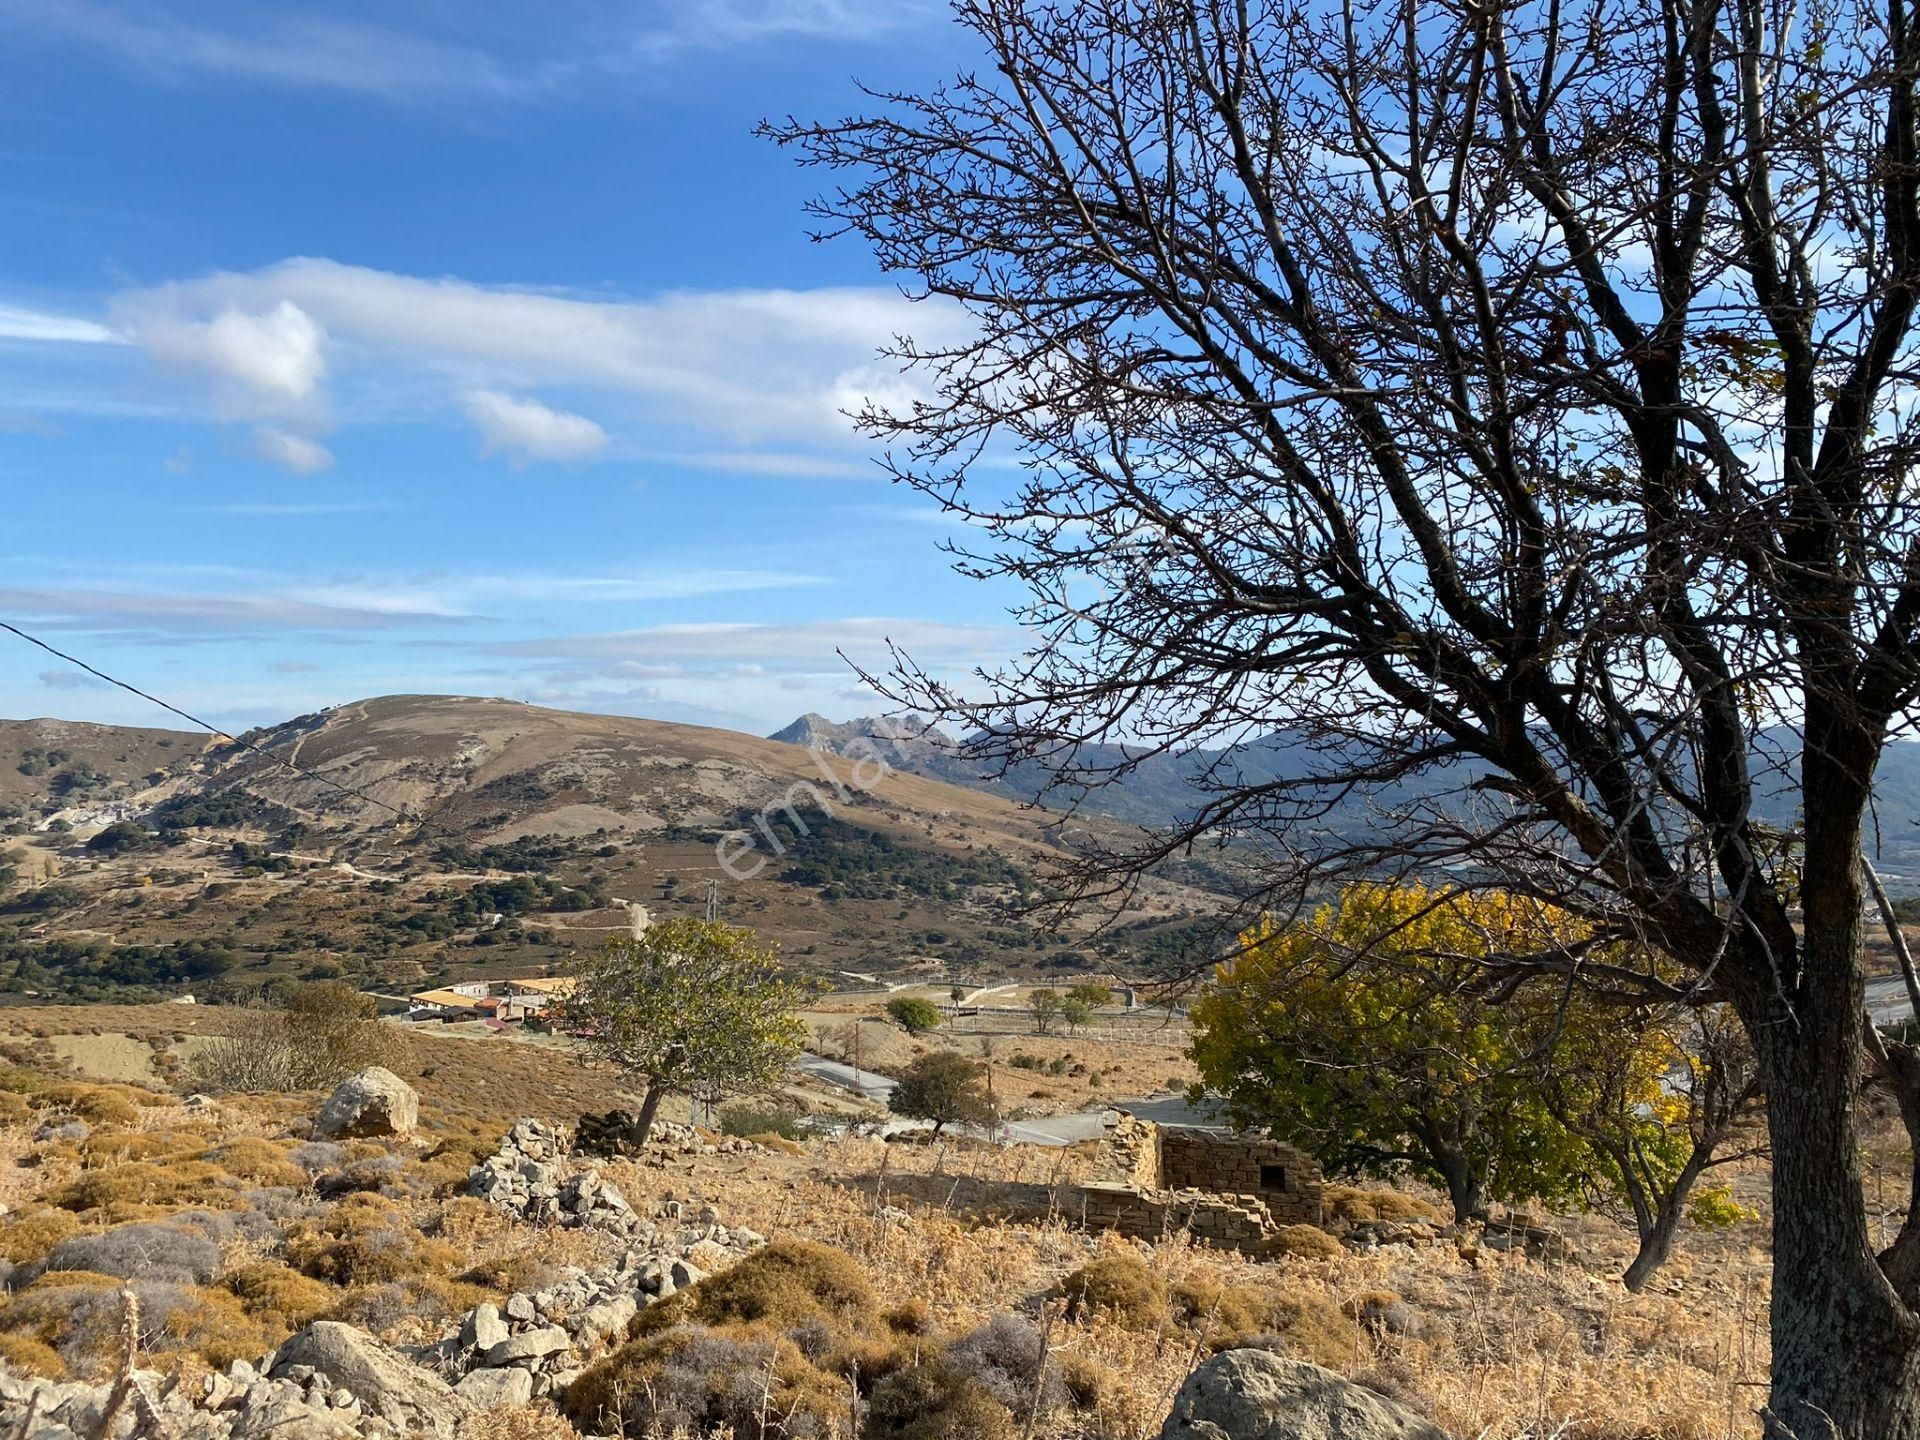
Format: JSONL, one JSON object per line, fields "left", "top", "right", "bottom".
{"left": 30, "top": 1084, "right": 145, "bottom": 1127}
{"left": 562, "top": 1325, "right": 846, "bottom": 1440}
{"left": 207, "top": 1137, "right": 309, "bottom": 1188}
{"left": 1061, "top": 1253, "right": 1167, "bottom": 1328}
{"left": 643, "top": 1240, "right": 877, "bottom": 1337}
{"left": 224, "top": 1261, "right": 336, "bottom": 1331}
{"left": 80, "top": 1129, "right": 207, "bottom": 1165}
{"left": 0, "top": 1275, "right": 267, "bottom": 1376}
{"left": 943, "top": 1313, "right": 1067, "bottom": 1415}
{"left": 865, "top": 1360, "right": 1017, "bottom": 1440}
{"left": 718, "top": 1104, "right": 805, "bottom": 1141}
{"left": 1342, "top": 1289, "right": 1418, "bottom": 1337}
{"left": 0, "top": 1208, "right": 84, "bottom": 1265}
{"left": 284, "top": 1193, "right": 460, "bottom": 1286}
{"left": 56, "top": 1160, "right": 243, "bottom": 1219}
{"left": 1273, "top": 1224, "right": 1344, "bottom": 1260}
{"left": 1324, "top": 1186, "right": 1445, "bottom": 1226}
{"left": 43, "top": 1220, "right": 222, "bottom": 1284}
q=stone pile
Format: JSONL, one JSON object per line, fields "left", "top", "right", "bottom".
{"left": 429, "top": 1204, "right": 765, "bottom": 1405}
{"left": 467, "top": 1119, "right": 642, "bottom": 1233}
{"left": 572, "top": 1109, "right": 753, "bottom": 1159}
{"left": 1, "top": 1321, "right": 468, "bottom": 1440}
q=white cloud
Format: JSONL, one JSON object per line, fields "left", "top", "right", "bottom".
{"left": 142, "top": 300, "right": 328, "bottom": 414}
{"left": 465, "top": 389, "right": 607, "bottom": 465}
{"left": 111, "top": 258, "right": 962, "bottom": 459}
{"left": 487, "top": 617, "right": 1010, "bottom": 671}
{"left": 0, "top": 303, "right": 120, "bottom": 344}
{"left": 252, "top": 425, "right": 333, "bottom": 475}
{"left": 0, "top": 0, "right": 933, "bottom": 104}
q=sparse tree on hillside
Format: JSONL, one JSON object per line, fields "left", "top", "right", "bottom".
{"left": 1551, "top": 1005, "right": 1764, "bottom": 1290}
{"left": 890, "top": 1050, "right": 993, "bottom": 1136}
{"left": 562, "top": 919, "right": 810, "bottom": 1146}
{"left": 1029, "top": 987, "right": 1064, "bottom": 1035}
{"left": 770, "top": 0, "right": 1920, "bottom": 1422}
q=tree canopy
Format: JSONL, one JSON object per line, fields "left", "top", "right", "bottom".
{"left": 769, "top": 0, "right": 1920, "bottom": 1423}
{"left": 562, "top": 919, "right": 810, "bottom": 1144}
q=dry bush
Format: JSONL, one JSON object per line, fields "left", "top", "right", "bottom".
{"left": 562, "top": 1323, "right": 850, "bottom": 1439}
{"left": 0, "top": 1332, "right": 65, "bottom": 1378}
{"left": 283, "top": 1193, "right": 461, "bottom": 1286}
{"left": 327, "top": 1273, "right": 492, "bottom": 1341}
{"left": 224, "top": 1260, "right": 336, "bottom": 1331}
{"left": 1324, "top": 1186, "right": 1446, "bottom": 1227}
{"left": 0, "top": 1207, "right": 85, "bottom": 1264}
{"left": 0, "top": 1273, "right": 268, "bottom": 1376}
{"left": 189, "top": 985, "right": 404, "bottom": 1095}
{"left": 207, "top": 1137, "right": 309, "bottom": 1188}
{"left": 1273, "top": 1224, "right": 1344, "bottom": 1260}
{"left": 641, "top": 1238, "right": 879, "bottom": 1338}
{"left": 57, "top": 1160, "right": 244, "bottom": 1218}
{"left": 80, "top": 1129, "right": 208, "bottom": 1165}
{"left": 455, "top": 1407, "right": 577, "bottom": 1440}
{"left": 865, "top": 1359, "right": 1018, "bottom": 1440}
{"left": 42, "top": 1219, "right": 223, "bottom": 1284}
{"left": 29, "top": 1084, "right": 146, "bottom": 1127}
{"left": 1062, "top": 1252, "right": 1168, "bottom": 1329}
{"left": 943, "top": 1312, "right": 1067, "bottom": 1415}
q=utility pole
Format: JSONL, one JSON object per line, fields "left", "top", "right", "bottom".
{"left": 705, "top": 880, "right": 718, "bottom": 922}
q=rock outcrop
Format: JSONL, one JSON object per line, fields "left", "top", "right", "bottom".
{"left": 313, "top": 1068, "right": 418, "bottom": 1140}
{"left": 1158, "top": 1351, "right": 1449, "bottom": 1440}
{"left": 271, "top": 1322, "right": 469, "bottom": 1436}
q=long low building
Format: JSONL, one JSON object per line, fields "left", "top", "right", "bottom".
{"left": 407, "top": 975, "right": 575, "bottom": 1023}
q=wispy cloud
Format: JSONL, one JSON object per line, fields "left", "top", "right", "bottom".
{"left": 486, "top": 616, "right": 1009, "bottom": 671}
{"left": 465, "top": 389, "right": 607, "bottom": 465}
{"left": 0, "top": 302, "right": 121, "bottom": 344}
{"left": 100, "top": 257, "right": 965, "bottom": 473}
{"left": 0, "top": 0, "right": 935, "bottom": 105}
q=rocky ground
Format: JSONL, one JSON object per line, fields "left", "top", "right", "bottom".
{"left": 0, "top": 1040, "right": 1781, "bottom": 1439}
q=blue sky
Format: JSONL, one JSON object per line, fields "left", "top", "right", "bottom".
{"left": 0, "top": 0, "right": 1016, "bottom": 736}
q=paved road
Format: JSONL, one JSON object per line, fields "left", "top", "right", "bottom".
{"left": 795, "top": 1051, "right": 1222, "bottom": 1146}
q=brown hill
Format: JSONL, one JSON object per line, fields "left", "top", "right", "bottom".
{"left": 0, "top": 696, "right": 1227, "bottom": 1004}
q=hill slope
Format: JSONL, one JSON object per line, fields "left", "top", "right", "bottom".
{"left": 0, "top": 696, "right": 1225, "bottom": 1004}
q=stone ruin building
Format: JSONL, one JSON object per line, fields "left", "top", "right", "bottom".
{"left": 1073, "top": 1112, "right": 1325, "bottom": 1255}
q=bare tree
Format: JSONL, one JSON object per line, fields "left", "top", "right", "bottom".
{"left": 768, "top": 0, "right": 1920, "bottom": 1428}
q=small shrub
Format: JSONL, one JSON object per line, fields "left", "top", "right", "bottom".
{"left": 0, "top": 1275, "right": 267, "bottom": 1376}
{"left": 284, "top": 1193, "right": 461, "bottom": 1286}
{"left": 80, "top": 1130, "right": 207, "bottom": 1165}
{"left": 208, "top": 1137, "right": 309, "bottom": 1188}
{"left": 718, "top": 1104, "right": 805, "bottom": 1141}
{"left": 883, "top": 1298, "right": 935, "bottom": 1336}
{"left": 57, "top": 1160, "right": 242, "bottom": 1217}
{"left": 0, "top": 1208, "right": 84, "bottom": 1265}
{"left": 225, "top": 1261, "right": 336, "bottom": 1330}
{"left": 43, "top": 1220, "right": 223, "bottom": 1284}
{"left": 944, "top": 1313, "right": 1067, "bottom": 1415}
{"left": 1171, "top": 1277, "right": 1272, "bottom": 1338}
{"left": 1342, "top": 1289, "right": 1419, "bottom": 1337}
{"left": 1324, "top": 1186, "right": 1444, "bottom": 1226}
{"left": 647, "top": 1239, "right": 878, "bottom": 1337}
{"left": 289, "top": 1140, "right": 346, "bottom": 1173}
{"left": 0, "top": 1332, "right": 64, "bottom": 1378}
{"left": 865, "top": 1359, "right": 1017, "bottom": 1440}
{"left": 30, "top": 1084, "right": 143, "bottom": 1127}
{"left": 1061, "top": 1253, "right": 1167, "bottom": 1328}
{"left": 1273, "top": 1224, "right": 1344, "bottom": 1260}
{"left": 328, "top": 1274, "right": 491, "bottom": 1337}
{"left": 563, "top": 1325, "right": 845, "bottom": 1439}
{"left": 885, "top": 997, "right": 944, "bottom": 1034}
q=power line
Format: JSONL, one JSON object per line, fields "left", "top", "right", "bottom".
{"left": 0, "top": 617, "right": 435, "bottom": 833}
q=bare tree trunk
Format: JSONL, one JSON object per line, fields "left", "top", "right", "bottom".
{"left": 1623, "top": 1198, "right": 1686, "bottom": 1294}
{"left": 1761, "top": 794, "right": 1920, "bottom": 1438}
{"left": 633, "top": 1081, "right": 668, "bottom": 1147}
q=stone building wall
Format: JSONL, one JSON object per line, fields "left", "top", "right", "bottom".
{"left": 1155, "top": 1127, "right": 1323, "bottom": 1225}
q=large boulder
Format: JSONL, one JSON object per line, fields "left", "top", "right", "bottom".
{"left": 272, "top": 1321, "right": 471, "bottom": 1434}
{"left": 1158, "top": 1352, "right": 1447, "bottom": 1440}
{"left": 313, "top": 1067, "right": 418, "bottom": 1139}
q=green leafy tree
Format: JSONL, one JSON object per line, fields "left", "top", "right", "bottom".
{"left": 1067, "top": 983, "right": 1111, "bottom": 1011}
{"left": 1548, "top": 1004, "right": 1763, "bottom": 1290}
{"left": 889, "top": 1051, "right": 992, "bottom": 1136}
{"left": 563, "top": 919, "right": 809, "bottom": 1145}
{"left": 885, "top": 995, "right": 944, "bottom": 1035}
{"left": 1191, "top": 885, "right": 1600, "bottom": 1222}
{"left": 1029, "top": 988, "right": 1064, "bottom": 1035}
{"left": 1058, "top": 997, "right": 1095, "bottom": 1036}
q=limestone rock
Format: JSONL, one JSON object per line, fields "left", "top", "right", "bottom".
{"left": 272, "top": 1322, "right": 469, "bottom": 1434}
{"left": 484, "top": 1326, "right": 572, "bottom": 1367}
{"left": 454, "top": 1367, "right": 535, "bottom": 1408}
{"left": 1158, "top": 1351, "right": 1448, "bottom": 1440}
{"left": 313, "top": 1068, "right": 418, "bottom": 1140}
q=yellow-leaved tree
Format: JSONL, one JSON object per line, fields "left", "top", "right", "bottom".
{"left": 1190, "top": 885, "right": 1760, "bottom": 1286}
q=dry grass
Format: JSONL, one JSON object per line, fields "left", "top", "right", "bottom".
{"left": 0, "top": 1028, "right": 1785, "bottom": 1437}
